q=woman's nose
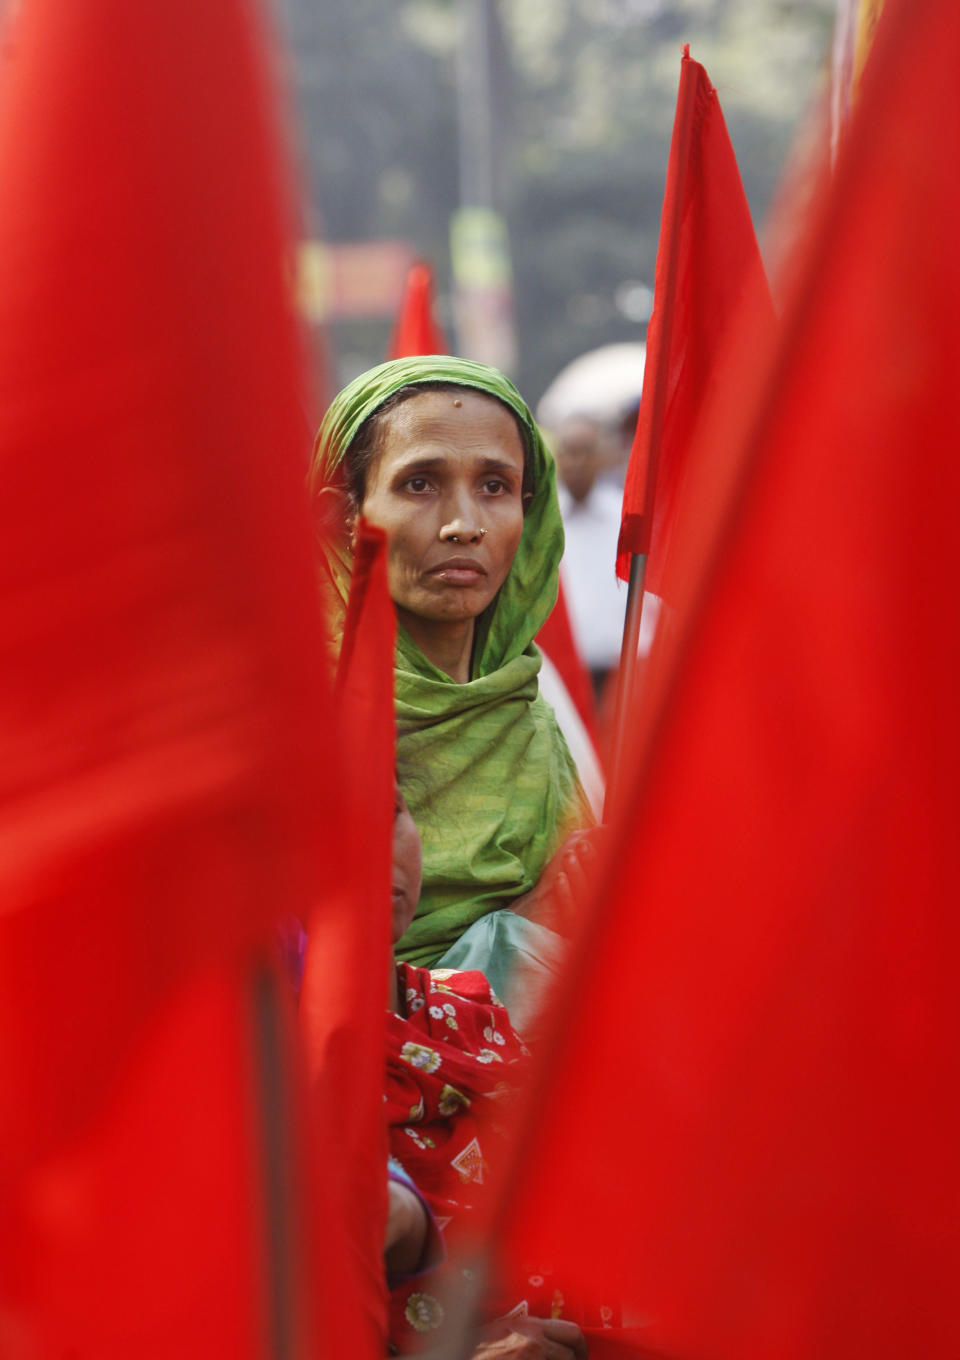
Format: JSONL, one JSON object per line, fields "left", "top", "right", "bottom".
{"left": 438, "top": 516, "right": 483, "bottom": 544}
{"left": 438, "top": 486, "right": 484, "bottom": 542}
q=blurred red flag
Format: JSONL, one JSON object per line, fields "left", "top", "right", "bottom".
{"left": 387, "top": 259, "right": 448, "bottom": 358}
{"left": 616, "top": 46, "right": 773, "bottom": 591}
{"left": 0, "top": 0, "right": 382, "bottom": 1355}
{"left": 500, "top": 0, "right": 960, "bottom": 1356}
{"left": 0, "top": 0, "right": 330, "bottom": 1186}
{"left": 0, "top": 971, "right": 307, "bottom": 1359}
{"left": 299, "top": 519, "right": 397, "bottom": 1354}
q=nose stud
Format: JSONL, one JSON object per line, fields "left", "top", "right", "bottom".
{"left": 442, "top": 526, "right": 487, "bottom": 544}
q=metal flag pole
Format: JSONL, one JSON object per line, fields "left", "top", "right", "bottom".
{"left": 604, "top": 551, "right": 647, "bottom": 821}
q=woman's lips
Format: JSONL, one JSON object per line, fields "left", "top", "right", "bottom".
{"left": 428, "top": 556, "right": 487, "bottom": 585}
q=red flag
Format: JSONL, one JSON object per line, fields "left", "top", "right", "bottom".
{"left": 616, "top": 46, "right": 773, "bottom": 592}
{"left": 387, "top": 259, "right": 448, "bottom": 358}
{"left": 0, "top": 970, "right": 305, "bottom": 1360}
{"left": 500, "top": 0, "right": 960, "bottom": 1355}
{"left": 0, "top": 0, "right": 330, "bottom": 1182}
{"left": 0, "top": 0, "right": 380, "bottom": 1354}
{"left": 535, "top": 581, "right": 600, "bottom": 752}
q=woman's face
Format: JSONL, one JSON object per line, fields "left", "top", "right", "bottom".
{"left": 360, "top": 390, "right": 527, "bottom": 628}
{"left": 392, "top": 786, "right": 423, "bottom": 945}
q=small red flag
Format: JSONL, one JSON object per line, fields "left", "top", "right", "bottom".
{"left": 617, "top": 46, "right": 773, "bottom": 591}
{"left": 535, "top": 581, "right": 600, "bottom": 753}
{"left": 501, "top": 0, "right": 960, "bottom": 1355}
{"left": 387, "top": 259, "right": 448, "bottom": 358}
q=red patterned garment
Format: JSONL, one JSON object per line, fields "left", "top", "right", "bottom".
{"left": 385, "top": 964, "right": 623, "bottom": 1354}
{"left": 386, "top": 963, "right": 526, "bottom": 1351}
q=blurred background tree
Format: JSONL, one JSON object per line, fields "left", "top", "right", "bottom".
{"left": 277, "top": 0, "right": 833, "bottom": 406}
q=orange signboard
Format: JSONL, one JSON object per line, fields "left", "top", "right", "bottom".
{"left": 297, "top": 240, "right": 413, "bottom": 322}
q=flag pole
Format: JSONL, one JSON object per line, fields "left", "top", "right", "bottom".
{"left": 604, "top": 552, "right": 647, "bottom": 820}
{"left": 250, "top": 966, "right": 305, "bottom": 1360}
{"left": 604, "top": 47, "right": 699, "bottom": 820}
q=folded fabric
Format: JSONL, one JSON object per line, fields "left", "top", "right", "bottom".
{"left": 434, "top": 909, "right": 567, "bottom": 1040}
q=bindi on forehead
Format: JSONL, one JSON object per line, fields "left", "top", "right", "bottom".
{"left": 390, "top": 391, "right": 515, "bottom": 439}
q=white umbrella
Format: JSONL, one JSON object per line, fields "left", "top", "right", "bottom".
{"left": 536, "top": 342, "right": 646, "bottom": 432}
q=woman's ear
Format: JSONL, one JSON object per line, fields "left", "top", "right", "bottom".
{"left": 346, "top": 504, "right": 359, "bottom": 552}
{"left": 314, "top": 483, "right": 360, "bottom": 548}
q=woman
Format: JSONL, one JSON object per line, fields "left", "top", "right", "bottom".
{"left": 312, "top": 356, "right": 596, "bottom": 986}
{"left": 387, "top": 786, "right": 591, "bottom": 1359}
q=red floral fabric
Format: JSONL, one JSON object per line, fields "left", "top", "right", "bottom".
{"left": 386, "top": 964, "right": 624, "bottom": 1354}
{"left": 386, "top": 963, "right": 526, "bottom": 1350}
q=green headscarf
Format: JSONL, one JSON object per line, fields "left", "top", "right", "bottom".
{"left": 313, "top": 356, "right": 591, "bottom": 967}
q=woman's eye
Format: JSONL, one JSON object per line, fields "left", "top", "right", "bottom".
{"left": 405, "top": 477, "right": 431, "bottom": 493}
{"left": 483, "top": 478, "right": 508, "bottom": 495}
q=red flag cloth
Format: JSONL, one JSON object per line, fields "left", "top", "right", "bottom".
{"left": 0, "top": 0, "right": 382, "bottom": 1355}
{"left": 0, "top": 0, "right": 330, "bottom": 1181}
{"left": 299, "top": 519, "right": 398, "bottom": 1355}
{"left": 616, "top": 46, "right": 773, "bottom": 591}
{"left": 0, "top": 969, "right": 287, "bottom": 1359}
{"left": 387, "top": 259, "right": 448, "bottom": 358}
{"left": 535, "top": 580, "right": 600, "bottom": 751}
{"left": 500, "top": 0, "right": 960, "bottom": 1356}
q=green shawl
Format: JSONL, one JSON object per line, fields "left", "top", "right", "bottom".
{"left": 312, "top": 356, "right": 590, "bottom": 967}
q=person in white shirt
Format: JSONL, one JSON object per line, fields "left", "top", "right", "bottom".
{"left": 551, "top": 414, "right": 628, "bottom": 697}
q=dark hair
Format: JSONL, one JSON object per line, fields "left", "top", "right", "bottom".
{"left": 343, "top": 380, "right": 533, "bottom": 509}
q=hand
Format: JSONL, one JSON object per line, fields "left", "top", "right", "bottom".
{"left": 470, "top": 1314, "right": 589, "bottom": 1358}
{"left": 384, "top": 1180, "right": 428, "bottom": 1275}
{"left": 511, "top": 828, "right": 607, "bottom": 936}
